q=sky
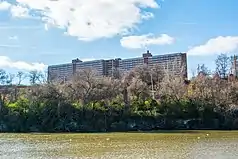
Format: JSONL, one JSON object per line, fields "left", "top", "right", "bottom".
{"left": 0, "top": 0, "right": 238, "bottom": 79}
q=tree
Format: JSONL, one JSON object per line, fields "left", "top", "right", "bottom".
{"left": 128, "top": 77, "right": 149, "bottom": 100}
{"left": 69, "top": 68, "right": 99, "bottom": 105}
{"left": 28, "top": 70, "right": 44, "bottom": 85}
{"left": 93, "top": 77, "right": 121, "bottom": 102}
{"left": 42, "top": 70, "right": 48, "bottom": 84}
{"left": 197, "top": 64, "right": 211, "bottom": 76}
{"left": 215, "top": 54, "right": 230, "bottom": 79}
{"left": 129, "top": 65, "right": 164, "bottom": 100}
{"left": 121, "top": 70, "right": 135, "bottom": 110}
{"left": 0, "top": 69, "right": 8, "bottom": 85}
{"left": 16, "top": 71, "right": 26, "bottom": 85}
{"left": 133, "top": 65, "right": 151, "bottom": 84}
{"left": 151, "top": 64, "right": 165, "bottom": 83}
{"left": 160, "top": 75, "right": 187, "bottom": 103}
{"left": 0, "top": 69, "right": 7, "bottom": 111}
{"left": 0, "top": 69, "right": 14, "bottom": 111}
{"left": 8, "top": 73, "right": 15, "bottom": 85}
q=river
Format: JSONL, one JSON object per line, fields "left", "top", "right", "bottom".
{"left": 0, "top": 131, "right": 238, "bottom": 159}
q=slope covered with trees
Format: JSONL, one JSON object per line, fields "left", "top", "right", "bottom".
{"left": 0, "top": 54, "right": 238, "bottom": 132}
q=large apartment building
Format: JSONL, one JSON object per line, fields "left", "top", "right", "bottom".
{"left": 48, "top": 51, "right": 187, "bottom": 82}
{"left": 231, "top": 55, "right": 238, "bottom": 77}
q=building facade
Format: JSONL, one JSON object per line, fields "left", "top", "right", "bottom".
{"left": 48, "top": 63, "right": 73, "bottom": 82}
{"left": 48, "top": 51, "right": 187, "bottom": 82}
{"left": 231, "top": 55, "right": 238, "bottom": 77}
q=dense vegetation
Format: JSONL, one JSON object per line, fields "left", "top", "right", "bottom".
{"left": 0, "top": 54, "right": 238, "bottom": 132}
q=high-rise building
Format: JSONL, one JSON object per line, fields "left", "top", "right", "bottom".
{"left": 150, "top": 52, "right": 187, "bottom": 77}
{"left": 48, "top": 63, "right": 73, "bottom": 82}
{"left": 103, "top": 58, "right": 121, "bottom": 77}
{"left": 231, "top": 55, "right": 238, "bottom": 77}
{"left": 73, "top": 59, "right": 105, "bottom": 76}
{"left": 48, "top": 51, "right": 187, "bottom": 82}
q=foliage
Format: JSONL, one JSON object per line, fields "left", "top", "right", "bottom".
{"left": 215, "top": 54, "right": 230, "bottom": 79}
{"left": 1, "top": 55, "right": 238, "bottom": 132}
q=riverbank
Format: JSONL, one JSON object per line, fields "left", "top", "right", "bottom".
{"left": 1, "top": 115, "right": 237, "bottom": 133}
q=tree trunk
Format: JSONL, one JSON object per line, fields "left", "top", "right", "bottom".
{"left": 123, "top": 88, "right": 129, "bottom": 111}
{"left": 57, "top": 101, "right": 61, "bottom": 118}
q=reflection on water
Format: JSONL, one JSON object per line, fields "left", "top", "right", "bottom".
{"left": 189, "top": 139, "right": 238, "bottom": 159}
{"left": 0, "top": 138, "right": 59, "bottom": 159}
{"left": 0, "top": 132, "right": 238, "bottom": 159}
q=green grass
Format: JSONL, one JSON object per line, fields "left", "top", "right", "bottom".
{"left": 1, "top": 131, "right": 238, "bottom": 158}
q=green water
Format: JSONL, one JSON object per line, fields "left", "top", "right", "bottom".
{"left": 0, "top": 131, "right": 238, "bottom": 159}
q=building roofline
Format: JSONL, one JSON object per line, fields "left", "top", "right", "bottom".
{"left": 48, "top": 52, "right": 187, "bottom": 67}
{"left": 152, "top": 52, "right": 186, "bottom": 58}
{"left": 48, "top": 63, "right": 72, "bottom": 68}
{"left": 119, "top": 52, "right": 186, "bottom": 61}
{"left": 78, "top": 59, "right": 104, "bottom": 63}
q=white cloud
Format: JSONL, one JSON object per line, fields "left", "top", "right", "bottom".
{"left": 0, "top": 1, "right": 11, "bottom": 10}
{"left": 0, "top": 56, "right": 47, "bottom": 71}
{"left": 10, "top": 5, "right": 30, "bottom": 18}
{"left": 0, "top": 44, "right": 21, "bottom": 48}
{"left": 120, "top": 33, "right": 175, "bottom": 49}
{"left": 44, "top": 24, "right": 49, "bottom": 31}
{"left": 8, "top": 36, "right": 18, "bottom": 40}
{"left": 81, "top": 58, "right": 96, "bottom": 62}
{"left": 188, "top": 36, "right": 238, "bottom": 56}
{"left": 5, "top": 0, "right": 159, "bottom": 41}
{"left": 0, "top": 25, "right": 42, "bottom": 29}
{"left": 0, "top": 44, "right": 36, "bottom": 49}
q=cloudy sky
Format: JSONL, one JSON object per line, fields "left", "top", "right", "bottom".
{"left": 0, "top": 0, "right": 238, "bottom": 76}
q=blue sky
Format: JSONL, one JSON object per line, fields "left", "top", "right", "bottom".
{"left": 0, "top": 0, "right": 238, "bottom": 78}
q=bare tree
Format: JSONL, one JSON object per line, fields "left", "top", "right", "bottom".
{"left": 42, "top": 70, "right": 48, "bottom": 84}
{"left": 28, "top": 70, "right": 44, "bottom": 85}
{"left": 35, "top": 70, "right": 48, "bottom": 84}
{"left": 190, "top": 75, "right": 213, "bottom": 101}
{"left": 68, "top": 68, "right": 99, "bottom": 105}
{"left": 128, "top": 77, "right": 149, "bottom": 100}
{"left": 121, "top": 71, "right": 135, "bottom": 110}
{"left": 8, "top": 73, "right": 15, "bottom": 85}
{"left": 159, "top": 75, "right": 187, "bottom": 103}
{"left": 0, "top": 69, "right": 8, "bottom": 85}
{"left": 16, "top": 71, "right": 26, "bottom": 85}
{"left": 151, "top": 64, "right": 165, "bottom": 83}
{"left": 188, "top": 73, "right": 233, "bottom": 114}
{"left": 215, "top": 54, "right": 230, "bottom": 79}
{"left": 133, "top": 65, "right": 151, "bottom": 84}
{"left": 91, "top": 77, "right": 122, "bottom": 102}
{"left": 190, "top": 68, "right": 197, "bottom": 79}
{"left": 197, "top": 64, "right": 211, "bottom": 76}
